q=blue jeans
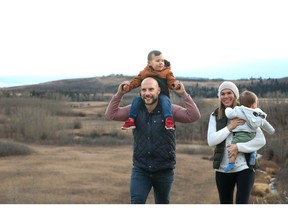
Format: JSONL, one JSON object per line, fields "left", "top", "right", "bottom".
{"left": 130, "top": 166, "right": 174, "bottom": 204}
{"left": 129, "top": 94, "right": 172, "bottom": 119}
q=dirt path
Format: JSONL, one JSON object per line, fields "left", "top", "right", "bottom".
{"left": 0, "top": 144, "right": 218, "bottom": 204}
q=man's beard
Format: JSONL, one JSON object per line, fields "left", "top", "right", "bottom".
{"left": 143, "top": 95, "right": 157, "bottom": 105}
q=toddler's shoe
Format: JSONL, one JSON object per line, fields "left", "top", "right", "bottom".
{"left": 224, "top": 163, "right": 235, "bottom": 172}
{"left": 249, "top": 152, "right": 257, "bottom": 165}
{"left": 165, "top": 117, "right": 175, "bottom": 130}
{"left": 121, "top": 117, "right": 136, "bottom": 130}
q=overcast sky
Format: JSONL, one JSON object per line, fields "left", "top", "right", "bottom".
{"left": 1, "top": 0, "right": 287, "bottom": 87}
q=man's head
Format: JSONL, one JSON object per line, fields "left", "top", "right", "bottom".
{"left": 140, "top": 77, "right": 161, "bottom": 109}
{"left": 147, "top": 50, "right": 165, "bottom": 71}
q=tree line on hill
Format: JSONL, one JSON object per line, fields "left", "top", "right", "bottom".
{"left": 186, "top": 78, "right": 288, "bottom": 99}
{"left": 1, "top": 76, "right": 287, "bottom": 101}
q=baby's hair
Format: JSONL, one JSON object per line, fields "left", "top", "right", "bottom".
{"left": 147, "top": 50, "right": 162, "bottom": 61}
{"left": 239, "top": 90, "right": 258, "bottom": 107}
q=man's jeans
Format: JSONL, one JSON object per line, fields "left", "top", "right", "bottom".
{"left": 130, "top": 166, "right": 174, "bottom": 204}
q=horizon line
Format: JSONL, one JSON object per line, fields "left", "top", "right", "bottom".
{"left": 1, "top": 75, "right": 287, "bottom": 88}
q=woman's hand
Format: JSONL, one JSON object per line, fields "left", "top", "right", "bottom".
{"left": 227, "top": 144, "right": 238, "bottom": 159}
{"left": 227, "top": 118, "right": 245, "bottom": 132}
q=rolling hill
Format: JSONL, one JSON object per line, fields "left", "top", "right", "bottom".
{"left": 2, "top": 75, "right": 288, "bottom": 99}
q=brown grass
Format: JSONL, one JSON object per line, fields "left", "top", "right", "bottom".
{"left": 0, "top": 98, "right": 286, "bottom": 204}
{"left": 0, "top": 144, "right": 218, "bottom": 204}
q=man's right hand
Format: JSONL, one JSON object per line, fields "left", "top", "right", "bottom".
{"left": 118, "top": 81, "right": 130, "bottom": 94}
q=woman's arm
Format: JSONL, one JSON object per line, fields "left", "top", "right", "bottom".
{"left": 236, "top": 127, "right": 266, "bottom": 153}
{"left": 207, "top": 113, "right": 231, "bottom": 147}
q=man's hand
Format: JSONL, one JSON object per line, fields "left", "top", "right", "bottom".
{"left": 118, "top": 81, "right": 130, "bottom": 94}
{"left": 172, "top": 80, "right": 181, "bottom": 90}
{"left": 122, "top": 82, "right": 130, "bottom": 92}
{"left": 174, "top": 82, "right": 185, "bottom": 95}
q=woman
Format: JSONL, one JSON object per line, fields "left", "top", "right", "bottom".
{"left": 207, "top": 81, "right": 266, "bottom": 204}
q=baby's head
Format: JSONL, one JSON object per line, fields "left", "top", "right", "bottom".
{"left": 147, "top": 50, "right": 165, "bottom": 71}
{"left": 239, "top": 90, "right": 258, "bottom": 108}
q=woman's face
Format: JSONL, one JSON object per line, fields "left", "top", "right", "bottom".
{"left": 220, "top": 89, "right": 236, "bottom": 108}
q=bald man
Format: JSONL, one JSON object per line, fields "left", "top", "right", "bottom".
{"left": 105, "top": 77, "right": 201, "bottom": 204}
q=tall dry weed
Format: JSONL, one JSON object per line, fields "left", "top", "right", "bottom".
{"left": 0, "top": 97, "right": 70, "bottom": 142}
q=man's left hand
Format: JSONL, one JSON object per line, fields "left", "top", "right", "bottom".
{"left": 174, "top": 82, "right": 185, "bottom": 95}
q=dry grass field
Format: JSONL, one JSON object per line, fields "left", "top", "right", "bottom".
{"left": 0, "top": 99, "right": 218, "bottom": 204}
{"left": 0, "top": 99, "right": 286, "bottom": 204}
{"left": 0, "top": 143, "right": 218, "bottom": 204}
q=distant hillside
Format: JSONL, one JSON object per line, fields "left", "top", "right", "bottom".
{"left": 1, "top": 75, "right": 288, "bottom": 100}
{"left": 4, "top": 75, "right": 127, "bottom": 92}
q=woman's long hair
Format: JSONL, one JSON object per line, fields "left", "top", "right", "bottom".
{"left": 217, "top": 97, "right": 238, "bottom": 120}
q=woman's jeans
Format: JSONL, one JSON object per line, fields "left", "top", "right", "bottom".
{"left": 130, "top": 166, "right": 174, "bottom": 204}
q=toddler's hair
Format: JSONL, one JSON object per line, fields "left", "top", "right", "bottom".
{"left": 147, "top": 50, "right": 162, "bottom": 61}
{"left": 239, "top": 90, "right": 258, "bottom": 107}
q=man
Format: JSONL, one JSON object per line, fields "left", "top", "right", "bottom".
{"left": 105, "top": 77, "right": 201, "bottom": 204}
